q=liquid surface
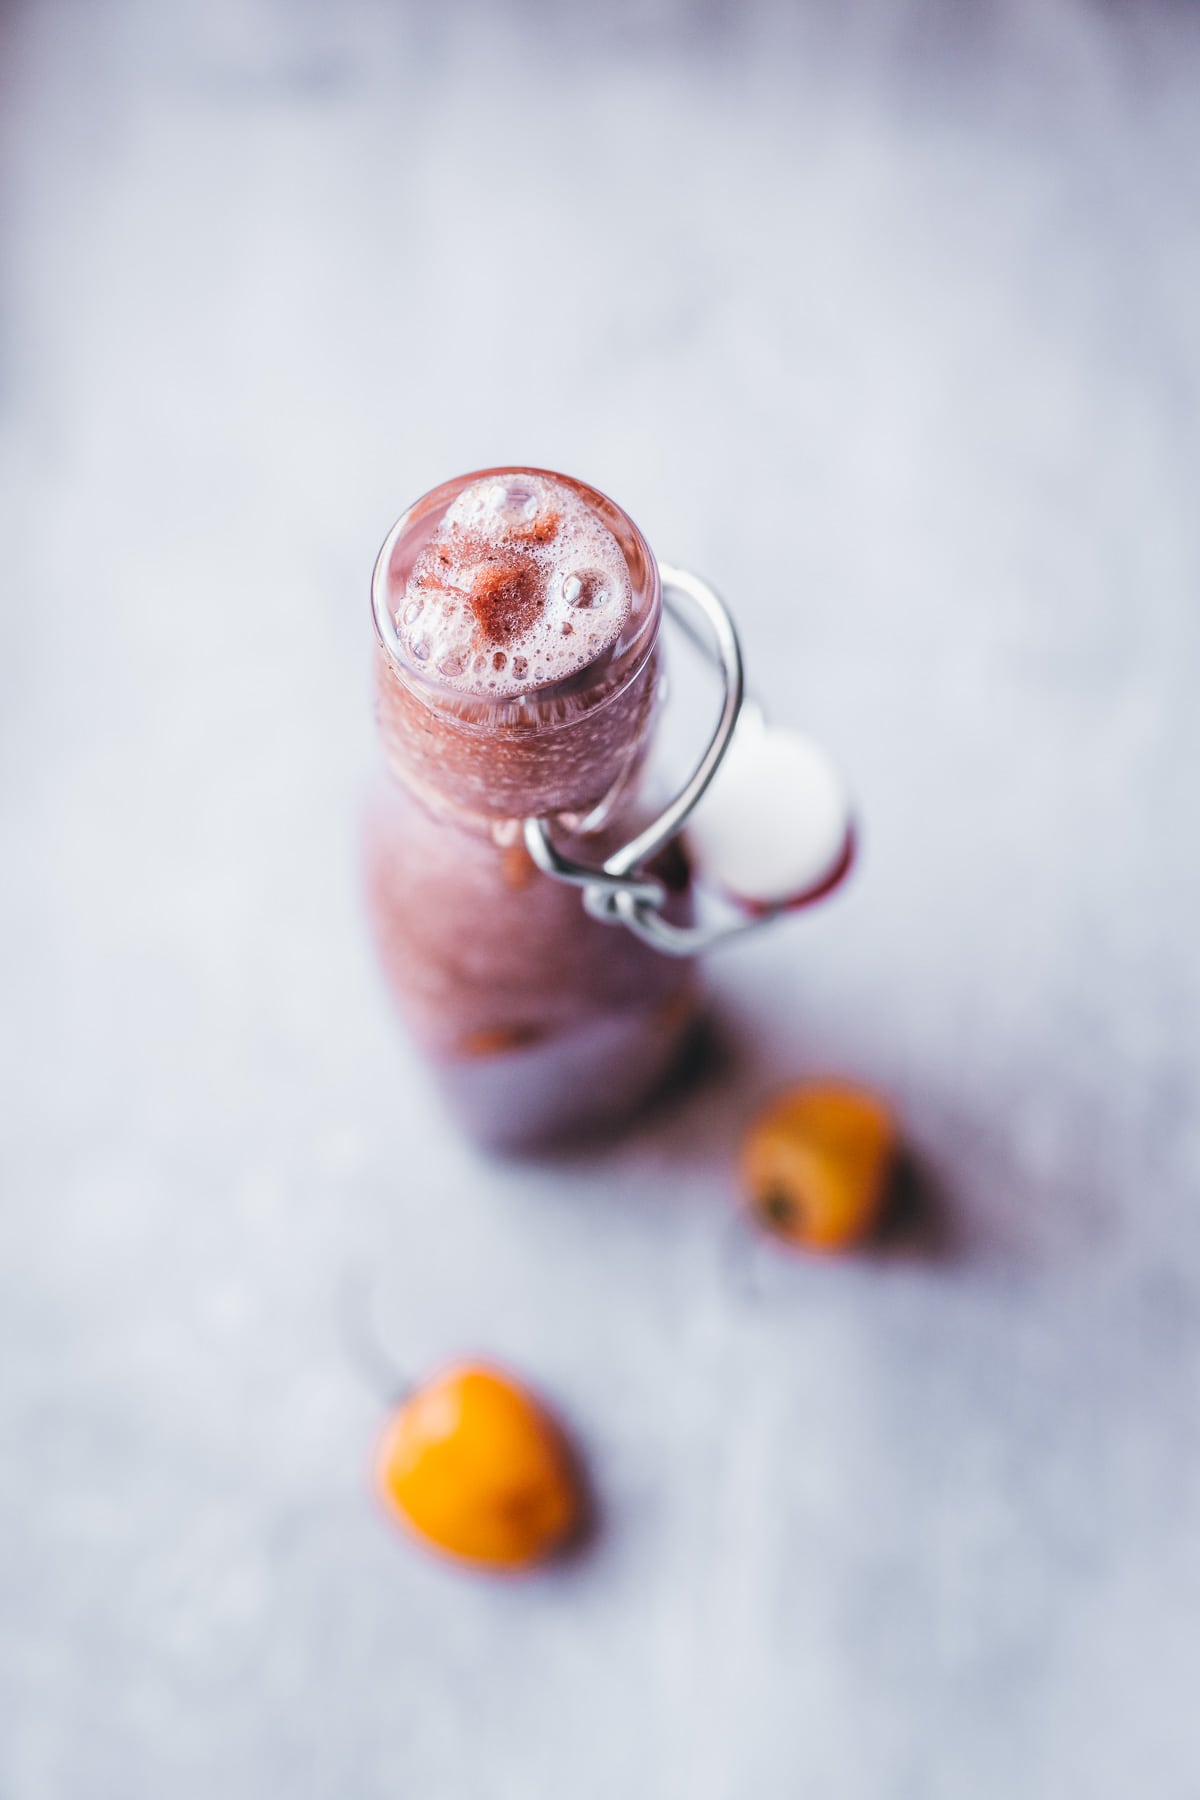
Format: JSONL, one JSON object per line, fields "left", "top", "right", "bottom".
{"left": 396, "top": 473, "right": 633, "bottom": 697}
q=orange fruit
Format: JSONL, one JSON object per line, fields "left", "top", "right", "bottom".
{"left": 739, "top": 1080, "right": 898, "bottom": 1252}
{"left": 376, "top": 1362, "right": 582, "bottom": 1571}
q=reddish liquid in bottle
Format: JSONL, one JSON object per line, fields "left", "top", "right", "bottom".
{"left": 366, "top": 469, "right": 698, "bottom": 1147}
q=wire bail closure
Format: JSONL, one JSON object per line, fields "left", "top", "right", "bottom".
{"left": 524, "top": 563, "right": 777, "bottom": 957}
{"left": 373, "top": 541, "right": 800, "bottom": 958}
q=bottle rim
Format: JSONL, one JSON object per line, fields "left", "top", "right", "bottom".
{"left": 370, "top": 466, "right": 662, "bottom": 732}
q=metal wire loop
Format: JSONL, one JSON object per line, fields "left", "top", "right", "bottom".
{"left": 523, "top": 563, "right": 748, "bottom": 956}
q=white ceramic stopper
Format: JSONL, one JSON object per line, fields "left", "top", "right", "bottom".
{"left": 685, "top": 713, "right": 853, "bottom": 909}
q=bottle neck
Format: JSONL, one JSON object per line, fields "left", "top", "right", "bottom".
{"left": 374, "top": 638, "right": 662, "bottom": 838}
{"left": 370, "top": 467, "right": 663, "bottom": 835}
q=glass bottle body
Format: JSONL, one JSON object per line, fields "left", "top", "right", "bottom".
{"left": 365, "top": 469, "right": 698, "bottom": 1147}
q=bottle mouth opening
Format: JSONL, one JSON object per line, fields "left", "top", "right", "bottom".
{"left": 370, "top": 466, "right": 662, "bottom": 731}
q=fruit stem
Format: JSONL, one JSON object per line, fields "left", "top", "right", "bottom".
{"left": 336, "top": 1269, "right": 412, "bottom": 1411}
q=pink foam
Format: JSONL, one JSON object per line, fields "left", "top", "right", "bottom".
{"left": 396, "top": 473, "right": 633, "bottom": 697}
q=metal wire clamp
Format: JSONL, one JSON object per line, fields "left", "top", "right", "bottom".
{"left": 524, "top": 563, "right": 774, "bottom": 958}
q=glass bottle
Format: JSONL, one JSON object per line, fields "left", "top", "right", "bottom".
{"left": 364, "top": 467, "right": 698, "bottom": 1147}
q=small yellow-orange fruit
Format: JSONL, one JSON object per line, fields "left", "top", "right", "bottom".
{"left": 376, "top": 1362, "right": 582, "bottom": 1571}
{"left": 740, "top": 1080, "right": 898, "bottom": 1252}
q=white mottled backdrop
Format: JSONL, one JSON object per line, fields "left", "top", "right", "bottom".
{"left": 3, "top": 1, "right": 1200, "bottom": 1794}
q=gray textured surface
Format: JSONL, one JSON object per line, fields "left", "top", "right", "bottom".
{"left": 3, "top": 1, "right": 1200, "bottom": 1794}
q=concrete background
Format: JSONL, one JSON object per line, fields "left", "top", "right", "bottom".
{"left": 3, "top": 1, "right": 1200, "bottom": 1794}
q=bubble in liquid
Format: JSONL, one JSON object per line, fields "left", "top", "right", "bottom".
{"left": 402, "top": 597, "right": 423, "bottom": 625}
{"left": 563, "top": 570, "right": 609, "bottom": 609}
{"left": 438, "top": 649, "right": 468, "bottom": 678}
{"left": 512, "top": 655, "right": 528, "bottom": 680}
{"left": 412, "top": 639, "right": 431, "bottom": 662}
{"left": 561, "top": 621, "right": 574, "bottom": 636}
{"left": 492, "top": 650, "right": 507, "bottom": 671}
{"left": 488, "top": 479, "right": 539, "bottom": 521}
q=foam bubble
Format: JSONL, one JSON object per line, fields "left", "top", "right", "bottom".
{"left": 396, "top": 473, "right": 632, "bottom": 697}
